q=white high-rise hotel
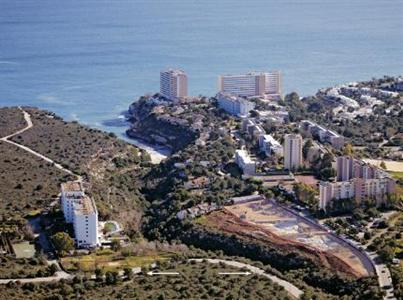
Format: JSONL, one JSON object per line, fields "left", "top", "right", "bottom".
{"left": 218, "top": 71, "right": 282, "bottom": 97}
{"left": 283, "top": 134, "right": 303, "bottom": 171}
{"left": 160, "top": 69, "right": 188, "bottom": 101}
{"left": 61, "top": 181, "right": 100, "bottom": 248}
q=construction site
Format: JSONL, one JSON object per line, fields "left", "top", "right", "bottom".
{"left": 224, "top": 198, "right": 375, "bottom": 278}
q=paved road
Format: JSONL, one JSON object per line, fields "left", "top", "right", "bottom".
{"left": 0, "top": 107, "right": 79, "bottom": 178}
{"left": 189, "top": 258, "right": 303, "bottom": 299}
{"left": 367, "top": 251, "right": 396, "bottom": 300}
{"left": 291, "top": 206, "right": 396, "bottom": 300}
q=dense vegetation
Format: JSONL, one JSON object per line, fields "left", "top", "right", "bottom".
{"left": 282, "top": 88, "right": 402, "bottom": 154}
{"left": 0, "top": 256, "right": 57, "bottom": 279}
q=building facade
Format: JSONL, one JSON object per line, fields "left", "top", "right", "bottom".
{"left": 61, "top": 181, "right": 85, "bottom": 223}
{"left": 300, "top": 120, "right": 344, "bottom": 149}
{"left": 235, "top": 149, "right": 256, "bottom": 175}
{"left": 283, "top": 134, "right": 303, "bottom": 171}
{"left": 217, "top": 93, "right": 255, "bottom": 116}
{"left": 264, "top": 70, "right": 282, "bottom": 96}
{"left": 259, "top": 134, "right": 283, "bottom": 157}
{"left": 336, "top": 156, "right": 383, "bottom": 182}
{"left": 218, "top": 71, "right": 281, "bottom": 97}
{"left": 160, "top": 69, "right": 188, "bottom": 101}
{"left": 61, "top": 181, "right": 100, "bottom": 248}
{"left": 72, "top": 196, "right": 99, "bottom": 248}
{"left": 319, "top": 177, "right": 396, "bottom": 211}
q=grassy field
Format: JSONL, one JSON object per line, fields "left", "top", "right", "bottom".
{"left": 390, "top": 171, "right": 403, "bottom": 181}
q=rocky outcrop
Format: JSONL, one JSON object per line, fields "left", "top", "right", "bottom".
{"left": 126, "top": 97, "right": 198, "bottom": 152}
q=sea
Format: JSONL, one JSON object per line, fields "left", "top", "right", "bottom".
{"left": 0, "top": 0, "right": 402, "bottom": 149}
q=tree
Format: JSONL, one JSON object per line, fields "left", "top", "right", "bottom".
{"left": 342, "top": 143, "right": 354, "bottom": 156}
{"left": 51, "top": 232, "right": 74, "bottom": 254}
{"left": 302, "top": 139, "right": 313, "bottom": 160}
{"left": 124, "top": 267, "right": 133, "bottom": 280}
{"left": 293, "top": 183, "right": 317, "bottom": 207}
{"left": 380, "top": 161, "right": 386, "bottom": 169}
{"left": 110, "top": 239, "right": 121, "bottom": 251}
{"left": 48, "top": 263, "right": 59, "bottom": 275}
{"left": 95, "top": 268, "right": 104, "bottom": 282}
{"left": 105, "top": 271, "right": 119, "bottom": 285}
{"left": 379, "top": 245, "right": 394, "bottom": 262}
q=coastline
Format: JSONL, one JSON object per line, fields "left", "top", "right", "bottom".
{"left": 101, "top": 114, "right": 171, "bottom": 164}
{"left": 119, "top": 132, "right": 171, "bottom": 164}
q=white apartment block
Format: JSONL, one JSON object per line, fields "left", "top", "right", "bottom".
{"left": 73, "top": 196, "right": 100, "bottom": 248}
{"left": 160, "top": 69, "right": 188, "bottom": 101}
{"left": 218, "top": 71, "right": 282, "bottom": 97}
{"left": 283, "top": 134, "right": 303, "bottom": 171}
{"left": 319, "top": 177, "right": 396, "bottom": 211}
{"left": 235, "top": 149, "right": 256, "bottom": 175}
{"left": 61, "top": 181, "right": 100, "bottom": 248}
{"left": 242, "top": 118, "right": 266, "bottom": 141}
{"left": 259, "top": 134, "right": 283, "bottom": 157}
{"left": 265, "top": 70, "right": 282, "bottom": 95}
{"left": 61, "top": 181, "right": 85, "bottom": 223}
{"left": 300, "top": 120, "right": 344, "bottom": 149}
{"left": 217, "top": 93, "right": 255, "bottom": 116}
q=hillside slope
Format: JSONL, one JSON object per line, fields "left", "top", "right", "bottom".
{"left": 1, "top": 107, "right": 150, "bottom": 229}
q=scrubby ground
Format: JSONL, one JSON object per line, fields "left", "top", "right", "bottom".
{"left": 1, "top": 107, "right": 150, "bottom": 229}
{"left": 0, "top": 107, "right": 26, "bottom": 137}
{"left": 0, "top": 260, "right": 292, "bottom": 300}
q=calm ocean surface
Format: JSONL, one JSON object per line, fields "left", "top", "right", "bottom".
{"left": 0, "top": 0, "right": 402, "bottom": 137}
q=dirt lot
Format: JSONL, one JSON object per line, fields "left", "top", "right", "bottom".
{"left": 363, "top": 159, "right": 403, "bottom": 172}
{"left": 204, "top": 199, "right": 374, "bottom": 278}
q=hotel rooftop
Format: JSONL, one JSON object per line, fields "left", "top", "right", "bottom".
{"left": 73, "top": 196, "right": 97, "bottom": 216}
{"left": 61, "top": 181, "right": 83, "bottom": 192}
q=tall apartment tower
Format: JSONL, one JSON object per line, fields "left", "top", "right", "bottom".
{"left": 265, "top": 70, "right": 282, "bottom": 95}
{"left": 61, "top": 181, "right": 100, "bottom": 248}
{"left": 61, "top": 181, "right": 85, "bottom": 223}
{"left": 218, "top": 71, "right": 281, "bottom": 98}
{"left": 160, "top": 69, "right": 188, "bottom": 101}
{"left": 73, "top": 196, "right": 99, "bottom": 248}
{"left": 283, "top": 134, "right": 303, "bottom": 171}
{"left": 336, "top": 156, "right": 354, "bottom": 181}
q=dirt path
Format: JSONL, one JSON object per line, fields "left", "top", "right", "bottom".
{"left": 0, "top": 271, "right": 72, "bottom": 284}
{"left": 0, "top": 107, "right": 80, "bottom": 179}
{"left": 189, "top": 258, "right": 303, "bottom": 299}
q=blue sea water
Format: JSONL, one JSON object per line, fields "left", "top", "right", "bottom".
{"left": 0, "top": 0, "right": 402, "bottom": 136}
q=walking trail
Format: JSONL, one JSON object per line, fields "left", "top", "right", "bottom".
{"left": 0, "top": 107, "right": 79, "bottom": 179}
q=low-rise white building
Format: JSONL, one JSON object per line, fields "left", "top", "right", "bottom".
{"left": 300, "top": 120, "right": 344, "bottom": 149}
{"left": 235, "top": 149, "right": 256, "bottom": 175}
{"left": 258, "top": 134, "right": 283, "bottom": 157}
{"left": 217, "top": 93, "right": 255, "bottom": 117}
